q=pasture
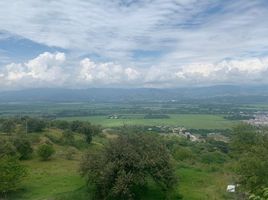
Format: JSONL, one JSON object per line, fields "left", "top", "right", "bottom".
{"left": 58, "top": 114, "right": 236, "bottom": 129}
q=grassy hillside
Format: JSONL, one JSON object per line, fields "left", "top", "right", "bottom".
{"left": 1, "top": 130, "right": 234, "bottom": 200}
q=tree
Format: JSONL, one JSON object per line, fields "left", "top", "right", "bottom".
{"left": 80, "top": 134, "right": 177, "bottom": 199}
{"left": 80, "top": 124, "right": 100, "bottom": 144}
{"left": 1, "top": 119, "right": 16, "bottom": 134}
{"left": 231, "top": 124, "right": 268, "bottom": 194}
{"left": 0, "top": 139, "right": 17, "bottom": 158}
{"left": 249, "top": 188, "right": 268, "bottom": 200}
{"left": 26, "top": 118, "right": 46, "bottom": 133}
{"left": 0, "top": 156, "right": 27, "bottom": 195}
{"left": 37, "top": 144, "right": 55, "bottom": 161}
{"left": 13, "top": 138, "right": 33, "bottom": 160}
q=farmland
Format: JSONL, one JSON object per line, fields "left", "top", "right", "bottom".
{"left": 59, "top": 114, "right": 235, "bottom": 129}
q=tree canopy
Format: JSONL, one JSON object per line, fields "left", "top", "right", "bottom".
{"left": 80, "top": 134, "right": 177, "bottom": 199}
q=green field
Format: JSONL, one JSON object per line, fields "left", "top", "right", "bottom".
{"left": 11, "top": 158, "right": 229, "bottom": 200}
{"left": 59, "top": 114, "right": 236, "bottom": 129}
{"left": 12, "top": 158, "right": 231, "bottom": 200}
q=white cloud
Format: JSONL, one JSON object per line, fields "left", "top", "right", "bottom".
{"left": 0, "top": 52, "right": 141, "bottom": 89}
{"left": 1, "top": 52, "right": 68, "bottom": 89}
{"left": 1, "top": 52, "right": 268, "bottom": 89}
{"left": 77, "top": 58, "right": 140, "bottom": 85}
{"left": 174, "top": 57, "right": 268, "bottom": 85}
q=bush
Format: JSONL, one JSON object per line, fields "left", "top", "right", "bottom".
{"left": 64, "top": 147, "right": 77, "bottom": 160}
{"left": 1, "top": 119, "right": 16, "bottom": 134}
{"left": 26, "top": 118, "right": 46, "bottom": 133}
{"left": 13, "top": 138, "right": 33, "bottom": 160}
{"left": 0, "top": 139, "right": 18, "bottom": 157}
{"left": 0, "top": 156, "right": 27, "bottom": 194}
{"left": 37, "top": 144, "right": 55, "bottom": 161}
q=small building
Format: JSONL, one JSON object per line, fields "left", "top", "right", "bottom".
{"left": 226, "top": 185, "right": 235, "bottom": 193}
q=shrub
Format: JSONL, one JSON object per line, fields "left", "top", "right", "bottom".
{"left": 0, "top": 156, "right": 27, "bottom": 194}
{"left": 0, "top": 139, "right": 17, "bottom": 157}
{"left": 13, "top": 138, "right": 33, "bottom": 160}
{"left": 64, "top": 147, "right": 77, "bottom": 160}
{"left": 37, "top": 144, "right": 55, "bottom": 161}
{"left": 1, "top": 119, "right": 16, "bottom": 134}
{"left": 26, "top": 118, "right": 46, "bottom": 133}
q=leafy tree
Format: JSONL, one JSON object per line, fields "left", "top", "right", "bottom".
{"left": 37, "top": 144, "right": 55, "bottom": 161}
{"left": 0, "top": 156, "right": 27, "bottom": 194}
{"left": 1, "top": 119, "right": 16, "bottom": 134}
{"left": 249, "top": 188, "right": 268, "bottom": 200}
{"left": 231, "top": 124, "right": 259, "bottom": 155}
{"left": 0, "top": 139, "right": 17, "bottom": 157}
{"left": 13, "top": 138, "right": 33, "bottom": 160}
{"left": 26, "top": 118, "right": 46, "bottom": 133}
{"left": 80, "top": 134, "right": 177, "bottom": 199}
{"left": 52, "top": 120, "right": 70, "bottom": 130}
{"left": 70, "top": 120, "right": 84, "bottom": 132}
{"left": 235, "top": 144, "right": 268, "bottom": 193}
{"left": 80, "top": 124, "right": 100, "bottom": 144}
{"left": 231, "top": 124, "right": 268, "bottom": 194}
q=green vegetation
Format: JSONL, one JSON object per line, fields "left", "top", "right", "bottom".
{"left": 80, "top": 134, "right": 178, "bottom": 199}
{"left": 37, "top": 144, "right": 55, "bottom": 161}
{"left": 59, "top": 114, "right": 234, "bottom": 129}
{"left": 0, "top": 156, "right": 27, "bottom": 195}
{"left": 0, "top": 98, "right": 267, "bottom": 200}
{"left": 231, "top": 124, "right": 268, "bottom": 195}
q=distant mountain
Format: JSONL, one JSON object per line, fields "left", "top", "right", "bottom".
{"left": 0, "top": 85, "right": 268, "bottom": 103}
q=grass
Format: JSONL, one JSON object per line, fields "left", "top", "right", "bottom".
{"left": 178, "top": 167, "right": 233, "bottom": 200}
{"left": 58, "top": 114, "right": 236, "bottom": 129}
{"left": 2, "top": 128, "right": 235, "bottom": 199}
{"left": 12, "top": 158, "right": 84, "bottom": 200}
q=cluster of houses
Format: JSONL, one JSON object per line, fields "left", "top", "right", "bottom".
{"left": 246, "top": 114, "right": 268, "bottom": 126}
{"left": 147, "top": 126, "right": 200, "bottom": 142}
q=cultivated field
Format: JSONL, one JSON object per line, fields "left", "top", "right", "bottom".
{"left": 59, "top": 114, "right": 236, "bottom": 129}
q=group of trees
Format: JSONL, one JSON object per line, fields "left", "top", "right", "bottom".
{"left": 0, "top": 116, "right": 102, "bottom": 196}
{"left": 0, "top": 117, "right": 46, "bottom": 134}
{"left": 231, "top": 124, "right": 268, "bottom": 196}
{"left": 3, "top": 114, "right": 267, "bottom": 199}
{"left": 0, "top": 117, "right": 101, "bottom": 145}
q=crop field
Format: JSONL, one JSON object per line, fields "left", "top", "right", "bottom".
{"left": 58, "top": 114, "right": 236, "bottom": 129}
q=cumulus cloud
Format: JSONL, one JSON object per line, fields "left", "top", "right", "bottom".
{"left": 174, "top": 57, "right": 268, "bottom": 85}
{"left": 0, "top": 52, "right": 67, "bottom": 89}
{"left": 1, "top": 52, "right": 268, "bottom": 89}
{"left": 78, "top": 58, "right": 140, "bottom": 85}
{"left": 0, "top": 52, "right": 141, "bottom": 89}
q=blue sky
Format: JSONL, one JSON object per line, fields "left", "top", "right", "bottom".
{"left": 0, "top": 0, "right": 268, "bottom": 89}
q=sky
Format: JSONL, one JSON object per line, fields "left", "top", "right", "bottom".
{"left": 0, "top": 0, "right": 268, "bottom": 89}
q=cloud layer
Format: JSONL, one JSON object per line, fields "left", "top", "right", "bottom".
{"left": 1, "top": 1, "right": 268, "bottom": 65}
{"left": 0, "top": 1, "right": 268, "bottom": 88}
{"left": 1, "top": 52, "right": 268, "bottom": 89}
